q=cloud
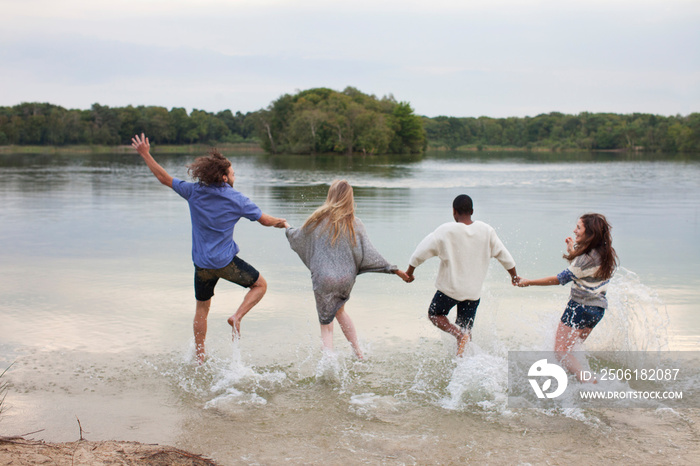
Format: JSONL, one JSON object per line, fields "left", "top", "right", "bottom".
{"left": 1, "top": 0, "right": 698, "bottom": 117}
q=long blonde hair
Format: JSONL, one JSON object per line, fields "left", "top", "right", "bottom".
{"left": 303, "top": 180, "right": 356, "bottom": 245}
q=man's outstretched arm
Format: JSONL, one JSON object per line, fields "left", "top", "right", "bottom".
{"left": 258, "top": 213, "right": 287, "bottom": 228}
{"left": 131, "top": 133, "right": 173, "bottom": 188}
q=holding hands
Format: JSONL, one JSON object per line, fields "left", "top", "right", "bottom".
{"left": 399, "top": 265, "right": 416, "bottom": 283}
{"left": 516, "top": 277, "right": 531, "bottom": 287}
{"left": 395, "top": 269, "right": 412, "bottom": 282}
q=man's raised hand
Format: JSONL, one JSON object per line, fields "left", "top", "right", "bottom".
{"left": 131, "top": 133, "right": 150, "bottom": 157}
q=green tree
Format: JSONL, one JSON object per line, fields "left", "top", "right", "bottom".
{"left": 388, "top": 102, "right": 426, "bottom": 154}
{"left": 142, "top": 106, "right": 174, "bottom": 143}
{"left": 118, "top": 106, "right": 141, "bottom": 144}
{"left": 89, "top": 103, "right": 120, "bottom": 145}
{"left": 676, "top": 113, "right": 700, "bottom": 152}
{"left": 254, "top": 88, "right": 425, "bottom": 155}
{"left": 169, "top": 107, "right": 193, "bottom": 144}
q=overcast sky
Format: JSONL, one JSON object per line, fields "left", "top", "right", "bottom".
{"left": 1, "top": 0, "right": 698, "bottom": 118}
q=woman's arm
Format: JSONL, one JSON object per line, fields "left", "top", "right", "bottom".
{"left": 517, "top": 276, "right": 560, "bottom": 287}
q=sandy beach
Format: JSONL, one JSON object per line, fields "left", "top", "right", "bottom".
{"left": 0, "top": 437, "right": 219, "bottom": 465}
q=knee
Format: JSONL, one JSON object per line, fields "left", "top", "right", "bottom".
{"left": 195, "top": 299, "right": 211, "bottom": 317}
{"left": 252, "top": 275, "right": 267, "bottom": 293}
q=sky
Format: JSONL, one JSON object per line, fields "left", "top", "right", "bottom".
{"left": 1, "top": 0, "right": 698, "bottom": 118}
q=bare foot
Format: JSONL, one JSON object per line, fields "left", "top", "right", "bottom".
{"left": 227, "top": 315, "right": 241, "bottom": 339}
{"left": 195, "top": 348, "right": 207, "bottom": 365}
{"left": 456, "top": 332, "right": 470, "bottom": 357}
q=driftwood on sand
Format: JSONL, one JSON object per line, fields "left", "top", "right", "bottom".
{"left": 0, "top": 435, "right": 221, "bottom": 465}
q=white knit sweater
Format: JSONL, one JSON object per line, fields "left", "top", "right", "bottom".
{"left": 409, "top": 221, "right": 516, "bottom": 301}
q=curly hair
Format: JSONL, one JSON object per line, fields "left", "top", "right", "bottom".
{"left": 187, "top": 149, "right": 231, "bottom": 186}
{"left": 564, "top": 213, "right": 618, "bottom": 280}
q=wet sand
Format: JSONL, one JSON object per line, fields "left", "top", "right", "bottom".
{"left": 2, "top": 406, "right": 699, "bottom": 465}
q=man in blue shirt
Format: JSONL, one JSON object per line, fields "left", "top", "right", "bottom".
{"left": 132, "top": 133, "right": 286, "bottom": 363}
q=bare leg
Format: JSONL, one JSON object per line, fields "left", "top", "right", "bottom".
{"left": 456, "top": 328, "right": 471, "bottom": 357}
{"left": 554, "top": 322, "right": 594, "bottom": 382}
{"left": 227, "top": 275, "right": 267, "bottom": 338}
{"left": 194, "top": 299, "right": 211, "bottom": 364}
{"left": 335, "top": 305, "right": 363, "bottom": 360}
{"left": 320, "top": 321, "right": 334, "bottom": 352}
{"left": 429, "top": 315, "right": 468, "bottom": 356}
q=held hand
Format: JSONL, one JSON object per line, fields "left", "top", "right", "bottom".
{"left": 516, "top": 278, "right": 531, "bottom": 287}
{"left": 511, "top": 275, "right": 521, "bottom": 286}
{"left": 395, "top": 270, "right": 413, "bottom": 283}
{"left": 273, "top": 218, "right": 287, "bottom": 228}
{"left": 131, "top": 133, "right": 150, "bottom": 157}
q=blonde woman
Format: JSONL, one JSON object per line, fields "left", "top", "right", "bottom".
{"left": 285, "top": 180, "right": 409, "bottom": 359}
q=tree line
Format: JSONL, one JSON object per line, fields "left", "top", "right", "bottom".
{"left": 0, "top": 102, "right": 257, "bottom": 147}
{"left": 1, "top": 92, "right": 698, "bottom": 153}
{"left": 0, "top": 87, "right": 426, "bottom": 156}
{"left": 424, "top": 112, "right": 700, "bottom": 153}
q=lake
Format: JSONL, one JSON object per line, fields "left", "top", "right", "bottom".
{"left": 1, "top": 149, "right": 698, "bottom": 464}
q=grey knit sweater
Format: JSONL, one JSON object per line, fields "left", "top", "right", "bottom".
{"left": 286, "top": 217, "right": 398, "bottom": 324}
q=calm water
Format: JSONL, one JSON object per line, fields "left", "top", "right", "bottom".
{"left": 1, "top": 150, "right": 699, "bottom": 464}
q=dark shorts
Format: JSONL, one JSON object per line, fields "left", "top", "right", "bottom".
{"left": 428, "top": 290, "right": 481, "bottom": 330}
{"left": 194, "top": 256, "right": 260, "bottom": 302}
{"left": 560, "top": 299, "right": 605, "bottom": 329}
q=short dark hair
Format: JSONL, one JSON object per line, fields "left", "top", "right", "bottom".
{"left": 453, "top": 194, "right": 473, "bottom": 215}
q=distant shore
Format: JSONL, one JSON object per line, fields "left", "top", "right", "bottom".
{"left": 0, "top": 142, "right": 264, "bottom": 155}
{"left": 0, "top": 142, "right": 693, "bottom": 157}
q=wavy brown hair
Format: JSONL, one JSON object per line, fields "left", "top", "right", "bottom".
{"left": 187, "top": 149, "right": 231, "bottom": 186}
{"left": 564, "top": 213, "right": 619, "bottom": 280}
{"left": 303, "top": 180, "right": 356, "bottom": 245}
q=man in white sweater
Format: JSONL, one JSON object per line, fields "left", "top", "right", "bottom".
{"left": 405, "top": 194, "right": 518, "bottom": 356}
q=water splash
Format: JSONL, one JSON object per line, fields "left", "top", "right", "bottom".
{"left": 205, "top": 340, "right": 287, "bottom": 409}
{"left": 314, "top": 349, "right": 343, "bottom": 383}
{"left": 439, "top": 344, "right": 509, "bottom": 413}
{"left": 348, "top": 392, "right": 401, "bottom": 418}
{"left": 146, "top": 266, "right": 674, "bottom": 425}
{"left": 593, "top": 267, "right": 670, "bottom": 352}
